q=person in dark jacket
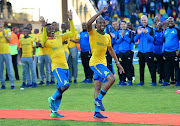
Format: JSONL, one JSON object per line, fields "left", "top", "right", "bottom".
{"left": 153, "top": 22, "right": 165, "bottom": 84}
{"left": 134, "top": 15, "right": 156, "bottom": 86}
{"left": 162, "top": 17, "right": 180, "bottom": 86}
{"left": 116, "top": 21, "right": 133, "bottom": 86}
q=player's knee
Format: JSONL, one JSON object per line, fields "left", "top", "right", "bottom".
{"left": 108, "top": 74, "right": 115, "bottom": 84}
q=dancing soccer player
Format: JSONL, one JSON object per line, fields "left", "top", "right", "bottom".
{"left": 40, "top": 10, "right": 75, "bottom": 117}
{"left": 87, "top": 6, "right": 124, "bottom": 118}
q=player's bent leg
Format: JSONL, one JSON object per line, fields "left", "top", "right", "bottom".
{"left": 48, "top": 68, "right": 70, "bottom": 117}
{"left": 102, "top": 73, "right": 115, "bottom": 92}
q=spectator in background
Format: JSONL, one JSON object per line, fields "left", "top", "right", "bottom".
{"left": 134, "top": 15, "right": 156, "bottom": 86}
{"left": 136, "top": 0, "right": 141, "bottom": 11}
{"left": 116, "top": 21, "right": 133, "bottom": 86}
{"left": 5, "top": 26, "right": 20, "bottom": 81}
{"left": 149, "top": 0, "right": 156, "bottom": 18}
{"left": 162, "top": 17, "right": 180, "bottom": 86}
{"left": 104, "top": 16, "right": 114, "bottom": 73}
{"left": 130, "top": 12, "right": 137, "bottom": 28}
{"left": 127, "top": 21, "right": 136, "bottom": 82}
{"left": 19, "top": 27, "right": 37, "bottom": 88}
{"left": 153, "top": 22, "right": 165, "bottom": 84}
{"left": 34, "top": 28, "right": 40, "bottom": 79}
{"left": 6, "top": 1, "right": 12, "bottom": 19}
{"left": 163, "top": 0, "right": 169, "bottom": 10}
{"left": 68, "top": 30, "right": 79, "bottom": 83}
{"left": 37, "top": 29, "right": 51, "bottom": 85}
{"left": 154, "top": 16, "right": 161, "bottom": 30}
{"left": 79, "top": 22, "right": 93, "bottom": 83}
{"left": 127, "top": 0, "right": 136, "bottom": 18}
{"left": 0, "top": 18, "right": 15, "bottom": 89}
{"left": 156, "top": 0, "right": 162, "bottom": 11}
{"left": 118, "top": 0, "right": 125, "bottom": 18}
{"left": 0, "top": 0, "right": 4, "bottom": 18}
{"left": 140, "top": 1, "right": 148, "bottom": 15}
{"left": 17, "top": 27, "right": 23, "bottom": 39}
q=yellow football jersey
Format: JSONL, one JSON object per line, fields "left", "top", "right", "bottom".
{"left": 20, "top": 33, "right": 38, "bottom": 42}
{"left": 37, "top": 33, "right": 47, "bottom": 56}
{"left": 68, "top": 30, "right": 79, "bottom": 48}
{"left": 19, "top": 36, "right": 36, "bottom": 57}
{"left": 88, "top": 29, "right": 111, "bottom": 66}
{"left": 0, "top": 28, "right": 11, "bottom": 54}
{"left": 42, "top": 20, "right": 75, "bottom": 70}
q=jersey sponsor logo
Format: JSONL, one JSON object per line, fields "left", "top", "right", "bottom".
{"left": 125, "top": 32, "right": 129, "bottom": 35}
{"left": 52, "top": 46, "right": 60, "bottom": 50}
{"left": 97, "top": 42, "right": 108, "bottom": 46}
{"left": 171, "top": 31, "right": 175, "bottom": 34}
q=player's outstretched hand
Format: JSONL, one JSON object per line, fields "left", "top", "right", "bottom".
{"left": 101, "top": 6, "right": 108, "bottom": 13}
{"left": 117, "top": 64, "right": 125, "bottom": 74}
{"left": 40, "top": 16, "right": 48, "bottom": 27}
{"left": 68, "top": 10, "right": 73, "bottom": 20}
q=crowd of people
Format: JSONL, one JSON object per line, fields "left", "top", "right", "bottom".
{"left": 94, "top": 0, "right": 180, "bottom": 29}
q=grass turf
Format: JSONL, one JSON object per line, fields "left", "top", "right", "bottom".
{"left": 0, "top": 64, "right": 179, "bottom": 125}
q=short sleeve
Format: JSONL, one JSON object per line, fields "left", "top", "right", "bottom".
{"left": 107, "top": 35, "right": 111, "bottom": 47}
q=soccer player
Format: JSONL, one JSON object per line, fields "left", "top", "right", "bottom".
{"left": 0, "top": 18, "right": 15, "bottom": 89}
{"left": 40, "top": 10, "right": 75, "bottom": 117}
{"left": 87, "top": 6, "right": 124, "bottom": 118}
{"left": 19, "top": 27, "right": 37, "bottom": 88}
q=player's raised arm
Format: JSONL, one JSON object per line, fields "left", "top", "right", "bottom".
{"left": 87, "top": 6, "right": 108, "bottom": 32}
{"left": 39, "top": 16, "right": 48, "bottom": 46}
{"left": 60, "top": 10, "right": 75, "bottom": 41}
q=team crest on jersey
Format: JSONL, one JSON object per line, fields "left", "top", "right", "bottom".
{"left": 125, "top": 32, "right": 128, "bottom": 35}
{"left": 171, "top": 31, "right": 175, "bottom": 34}
{"left": 104, "top": 71, "right": 109, "bottom": 76}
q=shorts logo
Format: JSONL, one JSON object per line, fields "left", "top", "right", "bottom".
{"left": 64, "top": 80, "right": 68, "bottom": 85}
{"left": 104, "top": 71, "right": 109, "bottom": 76}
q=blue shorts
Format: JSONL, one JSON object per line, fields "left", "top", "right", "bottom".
{"left": 53, "top": 68, "right": 70, "bottom": 88}
{"left": 90, "top": 64, "right": 111, "bottom": 82}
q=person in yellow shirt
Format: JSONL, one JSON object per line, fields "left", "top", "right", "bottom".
{"left": 20, "top": 24, "right": 39, "bottom": 86}
{"left": 0, "top": 18, "right": 15, "bottom": 89}
{"left": 61, "top": 22, "right": 69, "bottom": 61}
{"left": 19, "top": 27, "right": 37, "bottom": 88}
{"left": 40, "top": 10, "right": 75, "bottom": 118}
{"left": 36, "top": 30, "right": 52, "bottom": 85}
{"left": 68, "top": 29, "right": 79, "bottom": 83}
{"left": 87, "top": 6, "right": 124, "bottom": 118}
{"left": 5, "top": 26, "right": 20, "bottom": 81}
